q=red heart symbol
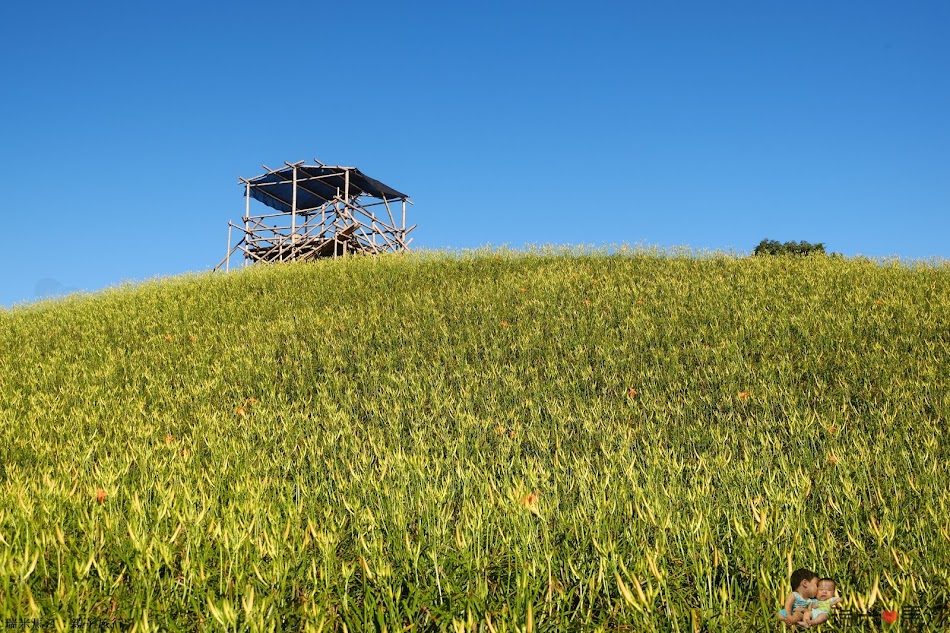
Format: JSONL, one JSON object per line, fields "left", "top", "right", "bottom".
{"left": 882, "top": 610, "right": 898, "bottom": 624}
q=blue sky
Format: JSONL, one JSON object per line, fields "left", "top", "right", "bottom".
{"left": 2, "top": 1, "right": 948, "bottom": 307}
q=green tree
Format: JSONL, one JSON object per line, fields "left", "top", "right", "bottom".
{"left": 754, "top": 238, "right": 826, "bottom": 256}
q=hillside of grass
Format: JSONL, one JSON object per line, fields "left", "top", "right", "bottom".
{"left": 0, "top": 249, "right": 948, "bottom": 631}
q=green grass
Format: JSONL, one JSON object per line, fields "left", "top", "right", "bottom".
{"left": 0, "top": 247, "right": 948, "bottom": 631}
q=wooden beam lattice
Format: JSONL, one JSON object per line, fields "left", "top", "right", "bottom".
{"left": 214, "top": 163, "right": 413, "bottom": 272}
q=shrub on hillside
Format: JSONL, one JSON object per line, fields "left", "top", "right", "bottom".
{"left": 754, "top": 238, "right": 826, "bottom": 256}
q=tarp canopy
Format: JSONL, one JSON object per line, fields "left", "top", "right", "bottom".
{"left": 245, "top": 164, "right": 408, "bottom": 214}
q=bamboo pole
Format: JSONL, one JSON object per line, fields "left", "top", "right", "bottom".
{"left": 358, "top": 208, "right": 400, "bottom": 233}
{"left": 344, "top": 168, "right": 350, "bottom": 207}
{"left": 244, "top": 182, "right": 250, "bottom": 266}
{"left": 291, "top": 164, "right": 298, "bottom": 249}
{"left": 382, "top": 195, "right": 397, "bottom": 229}
{"left": 212, "top": 223, "right": 250, "bottom": 272}
{"left": 370, "top": 221, "right": 399, "bottom": 249}
{"left": 341, "top": 197, "right": 392, "bottom": 229}
{"left": 353, "top": 222, "right": 380, "bottom": 254}
{"left": 242, "top": 209, "right": 298, "bottom": 221}
{"left": 226, "top": 224, "right": 232, "bottom": 272}
{"left": 247, "top": 173, "right": 340, "bottom": 187}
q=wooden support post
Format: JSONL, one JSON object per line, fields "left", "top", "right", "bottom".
{"left": 226, "top": 223, "right": 232, "bottom": 272}
{"left": 290, "top": 164, "right": 298, "bottom": 260}
{"left": 382, "top": 195, "right": 397, "bottom": 229}
{"left": 244, "top": 182, "right": 251, "bottom": 266}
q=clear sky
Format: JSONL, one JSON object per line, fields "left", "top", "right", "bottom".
{"left": 2, "top": 1, "right": 948, "bottom": 307}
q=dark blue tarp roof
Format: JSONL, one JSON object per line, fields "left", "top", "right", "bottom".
{"left": 245, "top": 165, "right": 408, "bottom": 213}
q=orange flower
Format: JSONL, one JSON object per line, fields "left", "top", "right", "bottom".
{"left": 96, "top": 489, "right": 107, "bottom": 505}
{"left": 738, "top": 391, "right": 749, "bottom": 400}
{"left": 507, "top": 430, "right": 516, "bottom": 439}
{"left": 584, "top": 299, "right": 592, "bottom": 306}
{"left": 627, "top": 387, "right": 638, "bottom": 397}
{"left": 163, "top": 334, "right": 175, "bottom": 342}
{"left": 244, "top": 398, "right": 258, "bottom": 405}
{"left": 521, "top": 491, "right": 541, "bottom": 516}
{"left": 828, "top": 454, "right": 838, "bottom": 464}
{"left": 519, "top": 287, "right": 527, "bottom": 293}
{"left": 521, "top": 491, "right": 539, "bottom": 506}
{"left": 875, "top": 300, "right": 884, "bottom": 306}
{"left": 500, "top": 321, "right": 509, "bottom": 328}
{"left": 164, "top": 434, "right": 175, "bottom": 444}
{"left": 188, "top": 335, "right": 197, "bottom": 343}
{"left": 828, "top": 425, "right": 838, "bottom": 434}
{"left": 235, "top": 406, "right": 247, "bottom": 417}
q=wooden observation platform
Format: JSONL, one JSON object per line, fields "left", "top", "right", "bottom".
{"left": 216, "top": 159, "right": 413, "bottom": 270}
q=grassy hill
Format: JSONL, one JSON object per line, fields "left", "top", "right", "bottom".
{"left": 1, "top": 248, "right": 948, "bottom": 631}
